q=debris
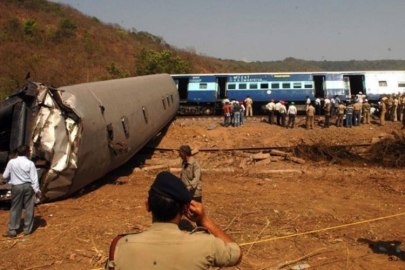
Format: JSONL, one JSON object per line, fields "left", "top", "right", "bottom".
{"left": 254, "top": 158, "right": 271, "bottom": 165}
{"left": 207, "top": 125, "right": 217, "bottom": 130}
{"left": 270, "top": 149, "right": 289, "bottom": 157}
{"left": 251, "top": 153, "right": 270, "bottom": 160}
{"left": 286, "top": 156, "right": 306, "bottom": 164}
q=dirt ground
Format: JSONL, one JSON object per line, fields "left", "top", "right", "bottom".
{"left": 1, "top": 115, "right": 405, "bottom": 270}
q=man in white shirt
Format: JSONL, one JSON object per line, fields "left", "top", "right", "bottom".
{"left": 265, "top": 99, "right": 275, "bottom": 124}
{"left": 2, "top": 145, "right": 41, "bottom": 237}
{"left": 287, "top": 101, "right": 298, "bottom": 128}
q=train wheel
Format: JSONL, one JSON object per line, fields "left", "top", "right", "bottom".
{"left": 202, "top": 107, "right": 213, "bottom": 115}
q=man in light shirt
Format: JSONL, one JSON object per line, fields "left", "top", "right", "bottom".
{"left": 287, "top": 101, "right": 297, "bottom": 128}
{"left": 2, "top": 145, "right": 41, "bottom": 237}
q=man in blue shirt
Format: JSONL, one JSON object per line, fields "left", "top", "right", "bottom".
{"left": 2, "top": 145, "right": 41, "bottom": 237}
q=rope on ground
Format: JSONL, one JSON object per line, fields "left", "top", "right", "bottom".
{"left": 239, "top": 212, "right": 405, "bottom": 247}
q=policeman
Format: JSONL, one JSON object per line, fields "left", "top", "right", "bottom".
{"left": 179, "top": 145, "right": 202, "bottom": 202}
{"left": 106, "top": 172, "right": 242, "bottom": 269}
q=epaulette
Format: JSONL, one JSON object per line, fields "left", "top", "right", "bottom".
{"left": 106, "top": 231, "right": 142, "bottom": 270}
{"left": 190, "top": 226, "right": 210, "bottom": 234}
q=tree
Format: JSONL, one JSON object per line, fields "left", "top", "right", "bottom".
{"left": 134, "top": 48, "right": 191, "bottom": 76}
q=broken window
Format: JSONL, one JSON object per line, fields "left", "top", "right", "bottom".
{"left": 162, "top": 98, "right": 166, "bottom": 110}
{"left": 142, "top": 106, "right": 148, "bottom": 124}
{"left": 121, "top": 116, "right": 129, "bottom": 138}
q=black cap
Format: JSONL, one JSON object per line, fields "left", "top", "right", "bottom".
{"left": 179, "top": 145, "right": 192, "bottom": 156}
{"left": 149, "top": 171, "right": 192, "bottom": 204}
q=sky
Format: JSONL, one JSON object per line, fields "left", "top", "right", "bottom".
{"left": 52, "top": 0, "right": 405, "bottom": 62}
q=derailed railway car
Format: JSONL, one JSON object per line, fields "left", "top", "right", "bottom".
{"left": 0, "top": 74, "right": 179, "bottom": 202}
{"left": 172, "top": 71, "right": 405, "bottom": 115}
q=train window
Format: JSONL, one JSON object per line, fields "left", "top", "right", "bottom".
{"left": 171, "top": 94, "right": 174, "bottom": 103}
{"left": 162, "top": 98, "right": 166, "bottom": 110}
{"left": 199, "top": 83, "right": 207, "bottom": 89}
{"left": 304, "top": 83, "right": 312, "bottom": 88}
{"left": 250, "top": 83, "right": 258, "bottom": 89}
{"left": 121, "top": 116, "right": 130, "bottom": 138}
{"left": 398, "top": 82, "right": 405, "bottom": 87}
{"left": 282, "top": 83, "right": 290, "bottom": 89}
{"left": 228, "top": 84, "right": 236, "bottom": 90}
{"left": 260, "top": 83, "right": 269, "bottom": 89}
{"left": 293, "top": 82, "right": 301, "bottom": 89}
{"left": 379, "top": 81, "right": 387, "bottom": 87}
{"left": 142, "top": 106, "right": 148, "bottom": 124}
{"left": 167, "top": 95, "right": 170, "bottom": 106}
{"left": 239, "top": 84, "right": 247, "bottom": 90}
{"left": 271, "top": 83, "right": 279, "bottom": 89}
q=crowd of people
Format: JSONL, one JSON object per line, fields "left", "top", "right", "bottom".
{"left": 223, "top": 93, "right": 405, "bottom": 130}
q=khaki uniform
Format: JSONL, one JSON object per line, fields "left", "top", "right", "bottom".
{"left": 337, "top": 104, "right": 346, "bottom": 127}
{"left": 306, "top": 105, "right": 315, "bottom": 129}
{"left": 180, "top": 157, "right": 202, "bottom": 198}
{"left": 108, "top": 223, "right": 241, "bottom": 270}
{"left": 362, "top": 102, "right": 371, "bottom": 124}
{"left": 244, "top": 97, "right": 253, "bottom": 116}
{"left": 380, "top": 101, "right": 387, "bottom": 125}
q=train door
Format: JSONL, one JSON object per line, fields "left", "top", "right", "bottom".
{"left": 313, "top": 76, "right": 325, "bottom": 98}
{"left": 175, "top": 77, "right": 189, "bottom": 100}
{"left": 216, "top": 77, "right": 227, "bottom": 99}
{"left": 343, "top": 75, "right": 365, "bottom": 97}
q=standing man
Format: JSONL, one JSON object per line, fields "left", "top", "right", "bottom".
{"left": 353, "top": 100, "right": 362, "bottom": 126}
{"left": 265, "top": 99, "right": 275, "bottom": 125}
{"left": 233, "top": 101, "right": 241, "bottom": 127}
{"left": 275, "top": 100, "right": 282, "bottom": 126}
{"left": 337, "top": 102, "right": 346, "bottom": 127}
{"left": 362, "top": 99, "right": 371, "bottom": 124}
{"left": 106, "top": 171, "right": 242, "bottom": 269}
{"left": 179, "top": 145, "right": 202, "bottom": 203}
{"left": 306, "top": 103, "right": 315, "bottom": 130}
{"left": 2, "top": 145, "right": 41, "bottom": 237}
{"left": 315, "top": 97, "right": 321, "bottom": 116}
{"left": 345, "top": 102, "right": 354, "bottom": 128}
{"left": 239, "top": 101, "right": 245, "bottom": 126}
{"left": 305, "top": 95, "right": 311, "bottom": 110}
{"left": 380, "top": 97, "right": 387, "bottom": 126}
{"left": 244, "top": 95, "right": 253, "bottom": 117}
{"left": 279, "top": 101, "right": 287, "bottom": 127}
{"left": 287, "top": 101, "right": 297, "bottom": 128}
{"left": 324, "top": 101, "right": 331, "bottom": 128}
{"left": 223, "top": 101, "right": 231, "bottom": 128}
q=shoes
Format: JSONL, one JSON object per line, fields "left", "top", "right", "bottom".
{"left": 4, "top": 230, "right": 16, "bottom": 238}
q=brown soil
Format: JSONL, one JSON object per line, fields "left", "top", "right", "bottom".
{"left": 1, "top": 115, "right": 405, "bottom": 270}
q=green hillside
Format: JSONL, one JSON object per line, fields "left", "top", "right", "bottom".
{"left": 1, "top": 0, "right": 405, "bottom": 100}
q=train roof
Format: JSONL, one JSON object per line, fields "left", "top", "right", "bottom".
{"left": 171, "top": 70, "right": 405, "bottom": 77}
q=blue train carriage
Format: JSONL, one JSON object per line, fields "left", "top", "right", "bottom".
{"left": 172, "top": 71, "right": 405, "bottom": 115}
{"left": 172, "top": 74, "right": 218, "bottom": 115}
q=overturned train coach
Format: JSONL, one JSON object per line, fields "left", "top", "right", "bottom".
{"left": 0, "top": 74, "right": 179, "bottom": 202}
